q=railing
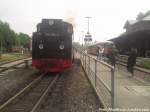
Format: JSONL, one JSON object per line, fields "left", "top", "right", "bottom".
{"left": 78, "top": 50, "right": 115, "bottom": 108}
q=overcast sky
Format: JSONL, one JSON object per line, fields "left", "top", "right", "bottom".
{"left": 0, "top": 0, "right": 150, "bottom": 42}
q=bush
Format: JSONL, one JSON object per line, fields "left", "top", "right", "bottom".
{"left": 140, "top": 59, "right": 150, "bottom": 69}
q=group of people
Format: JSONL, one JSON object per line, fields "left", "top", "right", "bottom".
{"left": 97, "top": 45, "right": 117, "bottom": 66}
{"left": 97, "top": 46, "right": 137, "bottom": 76}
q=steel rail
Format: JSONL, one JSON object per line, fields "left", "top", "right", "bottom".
{"left": 31, "top": 74, "right": 60, "bottom": 112}
{"left": 0, "top": 57, "right": 31, "bottom": 66}
{"left": 0, "top": 72, "right": 46, "bottom": 111}
{"left": 0, "top": 58, "right": 31, "bottom": 72}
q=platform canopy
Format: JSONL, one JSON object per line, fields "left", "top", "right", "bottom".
{"left": 111, "top": 15, "right": 150, "bottom": 57}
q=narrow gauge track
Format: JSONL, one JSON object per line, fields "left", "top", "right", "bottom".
{"left": 90, "top": 54, "right": 149, "bottom": 72}
{"left": 0, "top": 58, "right": 31, "bottom": 73}
{"left": 0, "top": 57, "right": 31, "bottom": 66}
{"left": 0, "top": 72, "right": 60, "bottom": 112}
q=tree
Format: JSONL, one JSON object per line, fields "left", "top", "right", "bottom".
{"left": 18, "top": 33, "right": 30, "bottom": 49}
{"left": 0, "top": 33, "right": 3, "bottom": 58}
{"left": 1, "top": 22, "right": 16, "bottom": 51}
{"left": 0, "top": 19, "right": 31, "bottom": 52}
{"left": 136, "top": 10, "right": 150, "bottom": 20}
{"left": 136, "top": 12, "right": 145, "bottom": 20}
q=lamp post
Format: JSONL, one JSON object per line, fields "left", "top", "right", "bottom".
{"left": 0, "top": 36, "right": 2, "bottom": 59}
{"left": 86, "top": 17, "right": 91, "bottom": 34}
{"left": 81, "top": 31, "right": 84, "bottom": 46}
{"left": 84, "top": 17, "right": 92, "bottom": 45}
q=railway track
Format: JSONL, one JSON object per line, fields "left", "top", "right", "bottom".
{"left": 89, "top": 54, "right": 150, "bottom": 72}
{"left": 0, "top": 57, "right": 31, "bottom": 66}
{"left": 0, "top": 72, "right": 60, "bottom": 112}
{"left": 0, "top": 58, "right": 31, "bottom": 73}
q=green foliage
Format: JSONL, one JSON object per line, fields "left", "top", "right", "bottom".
{"left": 136, "top": 12, "right": 145, "bottom": 20}
{"left": 140, "top": 59, "right": 150, "bottom": 69}
{"left": 0, "top": 53, "right": 27, "bottom": 62}
{"left": 73, "top": 42, "right": 81, "bottom": 48}
{"left": 136, "top": 10, "right": 150, "bottom": 20}
{"left": 0, "top": 20, "right": 30, "bottom": 52}
{"left": 18, "top": 33, "right": 30, "bottom": 48}
{"left": 73, "top": 42, "right": 84, "bottom": 50}
{"left": 73, "top": 42, "right": 84, "bottom": 51}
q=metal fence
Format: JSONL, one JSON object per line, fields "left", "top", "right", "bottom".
{"left": 78, "top": 51, "right": 115, "bottom": 108}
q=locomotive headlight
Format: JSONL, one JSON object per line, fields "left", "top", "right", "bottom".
{"left": 39, "top": 44, "right": 43, "bottom": 50}
{"left": 59, "top": 42, "right": 64, "bottom": 50}
{"left": 49, "top": 20, "right": 54, "bottom": 25}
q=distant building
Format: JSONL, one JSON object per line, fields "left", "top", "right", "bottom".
{"left": 123, "top": 20, "right": 138, "bottom": 32}
{"left": 11, "top": 46, "right": 23, "bottom": 52}
{"left": 111, "top": 15, "right": 150, "bottom": 57}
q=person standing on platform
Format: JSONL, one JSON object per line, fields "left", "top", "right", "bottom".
{"left": 127, "top": 48, "right": 137, "bottom": 76}
{"left": 97, "top": 47, "right": 104, "bottom": 60}
{"left": 107, "top": 45, "right": 118, "bottom": 67}
{"left": 97, "top": 47, "right": 100, "bottom": 59}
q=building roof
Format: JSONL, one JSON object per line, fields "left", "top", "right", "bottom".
{"left": 124, "top": 14, "right": 150, "bottom": 29}
{"left": 123, "top": 20, "right": 138, "bottom": 29}
{"left": 142, "top": 15, "right": 150, "bottom": 20}
{"left": 88, "top": 41, "right": 114, "bottom": 48}
{"left": 128, "top": 20, "right": 138, "bottom": 24}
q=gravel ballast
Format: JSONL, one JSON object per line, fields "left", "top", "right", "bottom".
{"left": 0, "top": 67, "right": 39, "bottom": 105}
{"left": 38, "top": 60, "right": 102, "bottom": 112}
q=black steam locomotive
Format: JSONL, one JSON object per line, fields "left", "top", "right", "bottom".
{"left": 32, "top": 19, "right": 73, "bottom": 72}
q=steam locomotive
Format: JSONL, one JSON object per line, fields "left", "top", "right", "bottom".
{"left": 32, "top": 19, "right": 73, "bottom": 72}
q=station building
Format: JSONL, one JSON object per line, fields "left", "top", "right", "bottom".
{"left": 111, "top": 15, "right": 150, "bottom": 57}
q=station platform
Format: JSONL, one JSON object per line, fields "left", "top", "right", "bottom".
{"left": 76, "top": 53, "right": 150, "bottom": 110}
{"left": 105, "top": 65, "right": 150, "bottom": 109}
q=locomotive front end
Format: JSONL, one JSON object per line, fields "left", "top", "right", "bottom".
{"left": 32, "top": 19, "right": 73, "bottom": 72}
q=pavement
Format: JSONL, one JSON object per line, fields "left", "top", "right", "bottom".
{"left": 90, "top": 57, "right": 150, "bottom": 109}
{"left": 114, "top": 65, "right": 150, "bottom": 109}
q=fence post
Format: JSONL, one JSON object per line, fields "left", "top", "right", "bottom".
{"left": 95, "top": 59, "right": 97, "bottom": 87}
{"left": 83, "top": 53, "right": 85, "bottom": 69}
{"left": 75, "top": 49, "right": 76, "bottom": 59}
{"left": 24, "top": 60, "right": 29, "bottom": 69}
{"left": 81, "top": 52, "right": 83, "bottom": 65}
{"left": 88, "top": 56, "right": 90, "bottom": 74}
{"left": 73, "top": 48, "right": 75, "bottom": 63}
{"left": 111, "top": 67, "right": 115, "bottom": 108}
{"left": 85, "top": 55, "right": 86, "bottom": 71}
{"left": 80, "top": 51, "right": 81, "bottom": 60}
{"left": 83, "top": 54, "right": 84, "bottom": 67}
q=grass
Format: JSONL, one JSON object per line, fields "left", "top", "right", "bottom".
{"left": 139, "top": 59, "right": 150, "bottom": 69}
{"left": 0, "top": 53, "right": 28, "bottom": 62}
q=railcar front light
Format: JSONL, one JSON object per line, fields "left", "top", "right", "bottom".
{"left": 59, "top": 42, "right": 64, "bottom": 50}
{"left": 39, "top": 44, "right": 43, "bottom": 49}
{"left": 59, "top": 44, "right": 64, "bottom": 50}
{"left": 49, "top": 20, "right": 54, "bottom": 25}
